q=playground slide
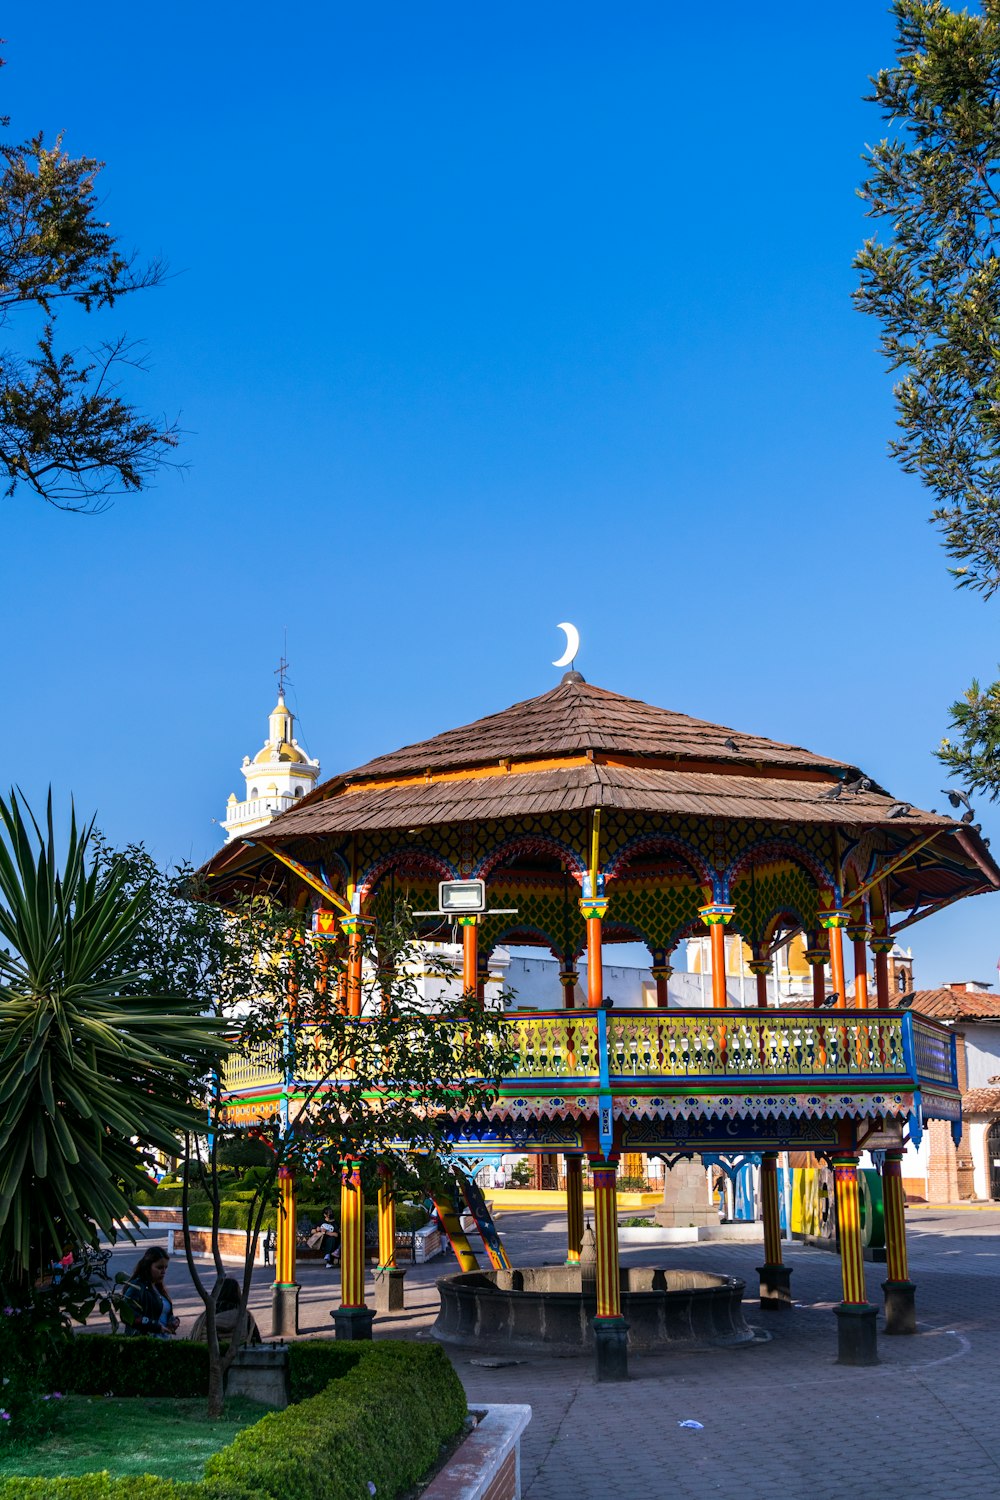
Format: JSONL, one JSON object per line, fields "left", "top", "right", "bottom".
{"left": 431, "top": 1193, "right": 480, "bottom": 1272}
{"left": 453, "top": 1167, "right": 511, "bottom": 1271}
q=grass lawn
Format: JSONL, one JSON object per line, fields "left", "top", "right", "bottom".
{"left": 0, "top": 1395, "right": 270, "bottom": 1482}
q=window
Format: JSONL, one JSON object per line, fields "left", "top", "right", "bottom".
{"left": 250, "top": 787, "right": 258, "bottom": 798}
{"left": 294, "top": 787, "right": 304, "bottom": 797}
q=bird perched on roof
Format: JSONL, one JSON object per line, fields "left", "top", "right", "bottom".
{"left": 887, "top": 803, "right": 911, "bottom": 818}
{"left": 843, "top": 775, "right": 872, "bottom": 795}
{"left": 723, "top": 737, "right": 741, "bottom": 753}
{"left": 941, "top": 787, "right": 972, "bottom": 811}
{"left": 821, "top": 992, "right": 840, "bottom": 1008}
{"left": 819, "top": 783, "right": 843, "bottom": 801}
{"left": 961, "top": 808, "right": 976, "bottom": 824}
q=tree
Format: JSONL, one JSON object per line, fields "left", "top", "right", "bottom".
{"left": 106, "top": 847, "right": 516, "bottom": 1416}
{"left": 0, "top": 793, "right": 227, "bottom": 1292}
{"left": 0, "top": 53, "right": 176, "bottom": 511}
{"left": 855, "top": 0, "right": 1000, "bottom": 795}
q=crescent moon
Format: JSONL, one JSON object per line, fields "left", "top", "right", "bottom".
{"left": 552, "top": 622, "right": 580, "bottom": 668}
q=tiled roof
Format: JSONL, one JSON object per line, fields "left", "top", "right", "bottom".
{"left": 962, "top": 1087, "right": 1000, "bottom": 1113}
{"left": 892, "top": 989, "right": 1000, "bottom": 1021}
{"left": 336, "top": 678, "right": 861, "bottom": 782}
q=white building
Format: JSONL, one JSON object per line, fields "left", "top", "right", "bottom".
{"left": 223, "top": 692, "right": 320, "bottom": 842}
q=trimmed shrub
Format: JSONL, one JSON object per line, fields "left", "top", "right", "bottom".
{"left": 0, "top": 1480, "right": 213, "bottom": 1500}
{"left": 284, "top": 1341, "right": 366, "bottom": 1403}
{"left": 205, "top": 1342, "right": 467, "bottom": 1500}
{"left": 54, "top": 1337, "right": 209, "bottom": 1398}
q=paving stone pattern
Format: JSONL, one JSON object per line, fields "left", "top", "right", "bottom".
{"left": 112, "top": 1204, "right": 1000, "bottom": 1500}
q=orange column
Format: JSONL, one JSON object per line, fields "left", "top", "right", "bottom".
{"left": 459, "top": 916, "right": 478, "bottom": 1001}
{"left": 820, "top": 909, "right": 849, "bottom": 1009}
{"left": 804, "top": 946, "right": 828, "bottom": 1007}
{"left": 847, "top": 924, "right": 871, "bottom": 1009}
{"left": 580, "top": 897, "right": 609, "bottom": 1008}
{"left": 699, "top": 904, "right": 735, "bottom": 1009}
{"left": 748, "top": 958, "right": 771, "bottom": 1009}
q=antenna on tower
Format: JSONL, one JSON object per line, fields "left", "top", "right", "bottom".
{"left": 275, "top": 628, "right": 292, "bottom": 698}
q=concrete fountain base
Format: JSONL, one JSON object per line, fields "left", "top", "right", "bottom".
{"left": 433, "top": 1265, "right": 756, "bottom": 1354}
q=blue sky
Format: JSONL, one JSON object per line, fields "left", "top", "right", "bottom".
{"left": 3, "top": 4, "right": 997, "bottom": 985}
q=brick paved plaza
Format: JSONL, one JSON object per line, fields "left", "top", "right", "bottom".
{"left": 114, "top": 1204, "right": 1000, "bottom": 1498}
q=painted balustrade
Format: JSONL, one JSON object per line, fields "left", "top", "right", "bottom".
{"left": 220, "top": 1008, "right": 953, "bottom": 1100}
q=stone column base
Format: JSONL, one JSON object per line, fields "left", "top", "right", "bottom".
{"left": 834, "top": 1302, "right": 879, "bottom": 1365}
{"left": 332, "top": 1305, "right": 376, "bottom": 1341}
{"left": 756, "top": 1262, "right": 793, "bottom": 1310}
{"left": 881, "top": 1278, "right": 917, "bottom": 1335}
{"left": 374, "top": 1266, "right": 407, "bottom": 1312}
{"left": 592, "top": 1316, "right": 629, "bottom": 1382}
{"left": 270, "top": 1282, "right": 299, "bottom": 1338}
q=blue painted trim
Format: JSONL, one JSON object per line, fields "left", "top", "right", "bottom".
{"left": 901, "top": 1011, "right": 917, "bottom": 1080}
{"left": 908, "top": 1090, "right": 923, "bottom": 1150}
{"left": 596, "top": 1007, "right": 610, "bottom": 1091}
{"left": 949, "top": 1030, "right": 959, "bottom": 1090}
{"left": 598, "top": 1095, "right": 614, "bottom": 1157}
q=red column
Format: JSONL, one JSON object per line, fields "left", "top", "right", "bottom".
{"left": 870, "top": 936, "right": 893, "bottom": 1007}
{"left": 804, "top": 946, "right": 828, "bottom": 1008}
{"left": 650, "top": 949, "right": 672, "bottom": 1008}
{"left": 459, "top": 916, "right": 478, "bottom": 1002}
{"left": 748, "top": 958, "right": 771, "bottom": 1009}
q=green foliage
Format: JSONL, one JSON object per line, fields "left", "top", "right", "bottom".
{"left": 855, "top": 0, "right": 1000, "bottom": 597}
{"left": 0, "top": 793, "right": 228, "bottom": 1286}
{"left": 616, "top": 1176, "right": 649, "bottom": 1193}
{"left": 0, "top": 1479, "right": 206, "bottom": 1499}
{"left": 0, "top": 74, "right": 176, "bottom": 512}
{"left": 204, "top": 1342, "right": 467, "bottom": 1500}
{"left": 284, "top": 1341, "right": 365, "bottom": 1403}
{"left": 939, "top": 674, "right": 1000, "bottom": 798}
{"left": 213, "top": 1142, "right": 274, "bottom": 1171}
{"left": 508, "top": 1161, "right": 532, "bottom": 1186}
{"left": 53, "top": 1336, "right": 210, "bottom": 1399}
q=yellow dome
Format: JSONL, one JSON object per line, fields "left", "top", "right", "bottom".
{"left": 252, "top": 740, "right": 309, "bottom": 765}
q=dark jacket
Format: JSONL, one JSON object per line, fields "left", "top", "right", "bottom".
{"left": 119, "top": 1276, "right": 172, "bottom": 1336}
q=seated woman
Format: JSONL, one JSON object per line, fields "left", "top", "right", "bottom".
{"left": 189, "top": 1276, "right": 262, "bottom": 1345}
{"left": 119, "top": 1246, "right": 180, "bottom": 1338}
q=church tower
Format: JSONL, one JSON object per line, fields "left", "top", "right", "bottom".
{"left": 222, "top": 688, "right": 320, "bottom": 842}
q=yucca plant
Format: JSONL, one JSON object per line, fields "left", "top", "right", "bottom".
{"left": 0, "top": 790, "right": 228, "bottom": 1287}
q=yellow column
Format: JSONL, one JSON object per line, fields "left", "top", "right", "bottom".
{"left": 271, "top": 1165, "right": 299, "bottom": 1336}
{"left": 699, "top": 904, "right": 735, "bottom": 1009}
{"left": 833, "top": 1154, "right": 866, "bottom": 1304}
{"left": 881, "top": 1147, "right": 916, "bottom": 1333}
{"left": 590, "top": 1158, "right": 622, "bottom": 1320}
{"left": 377, "top": 1165, "right": 396, "bottom": 1269}
{"left": 340, "top": 1161, "right": 365, "bottom": 1308}
{"left": 565, "top": 1155, "right": 584, "bottom": 1266}
{"left": 276, "top": 1166, "right": 297, "bottom": 1286}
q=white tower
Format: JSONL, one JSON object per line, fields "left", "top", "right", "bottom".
{"left": 222, "top": 690, "right": 320, "bottom": 842}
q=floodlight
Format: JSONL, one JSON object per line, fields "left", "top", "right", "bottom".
{"left": 439, "top": 879, "right": 486, "bottom": 914}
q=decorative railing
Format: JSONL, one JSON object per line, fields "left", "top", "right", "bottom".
{"left": 220, "top": 1008, "right": 957, "bottom": 1100}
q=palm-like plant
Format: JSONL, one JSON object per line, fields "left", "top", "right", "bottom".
{"left": 0, "top": 790, "right": 227, "bottom": 1286}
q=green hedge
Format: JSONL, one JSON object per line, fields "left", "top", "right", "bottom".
{"left": 205, "top": 1343, "right": 467, "bottom": 1500}
{"left": 1, "top": 1343, "right": 468, "bottom": 1500}
{"left": 140, "top": 1196, "right": 428, "bottom": 1235}
{"left": 52, "top": 1337, "right": 210, "bottom": 1398}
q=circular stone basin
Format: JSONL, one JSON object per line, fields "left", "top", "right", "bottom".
{"left": 434, "top": 1266, "right": 755, "bottom": 1353}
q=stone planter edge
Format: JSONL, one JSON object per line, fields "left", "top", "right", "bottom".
{"left": 422, "top": 1403, "right": 532, "bottom": 1500}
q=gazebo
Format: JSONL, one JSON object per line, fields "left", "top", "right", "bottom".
{"left": 206, "top": 672, "right": 998, "bottom": 1372}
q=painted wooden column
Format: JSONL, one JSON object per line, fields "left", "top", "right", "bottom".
{"left": 820, "top": 909, "right": 849, "bottom": 1009}
{"left": 271, "top": 1165, "right": 299, "bottom": 1335}
{"left": 458, "top": 915, "right": 479, "bottom": 1002}
{"left": 580, "top": 896, "right": 609, "bottom": 1008}
{"left": 476, "top": 953, "right": 489, "bottom": 1005}
{"left": 589, "top": 1156, "right": 628, "bottom": 1380}
{"left": 333, "top": 1160, "right": 374, "bottom": 1339}
{"left": 565, "top": 1155, "right": 584, "bottom": 1265}
{"left": 870, "top": 935, "right": 893, "bottom": 1007}
{"left": 847, "top": 923, "right": 871, "bottom": 1009}
{"left": 832, "top": 1151, "right": 878, "bottom": 1363}
{"left": 699, "top": 904, "right": 735, "bottom": 1009}
{"left": 340, "top": 915, "right": 368, "bottom": 1018}
{"left": 804, "top": 945, "right": 828, "bottom": 1008}
{"left": 881, "top": 1148, "right": 916, "bottom": 1333}
{"left": 756, "top": 1151, "right": 792, "bottom": 1309}
{"left": 374, "top": 1163, "right": 406, "bottom": 1313}
{"left": 559, "top": 967, "right": 580, "bottom": 1009}
{"left": 650, "top": 950, "right": 672, "bottom": 1009}
{"left": 748, "top": 958, "right": 771, "bottom": 1009}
